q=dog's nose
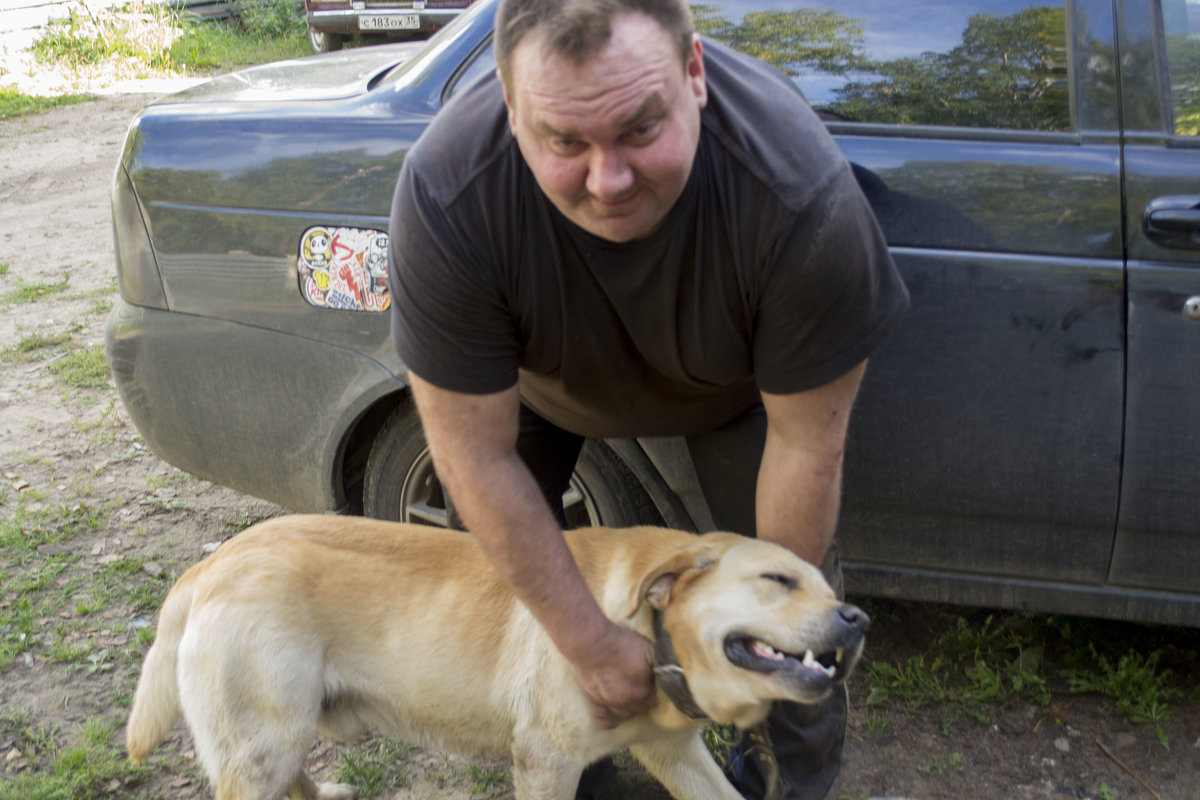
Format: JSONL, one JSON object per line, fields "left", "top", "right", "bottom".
{"left": 836, "top": 604, "right": 870, "bottom": 633}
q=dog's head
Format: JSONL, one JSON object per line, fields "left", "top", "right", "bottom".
{"left": 627, "top": 533, "right": 868, "bottom": 728}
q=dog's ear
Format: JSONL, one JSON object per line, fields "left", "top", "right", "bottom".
{"left": 625, "top": 548, "right": 716, "bottom": 618}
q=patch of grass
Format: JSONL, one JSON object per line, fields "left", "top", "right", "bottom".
{"left": 0, "top": 331, "right": 74, "bottom": 363}
{"left": 31, "top": 2, "right": 178, "bottom": 73}
{"left": 335, "top": 737, "right": 414, "bottom": 798}
{"left": 468, "top": 764, "right": 509, "bottom": 796}
{"left": 26, "top": 0, "right": 309, "bottom": 90}
{"left": 170, "top": 21, "right": 308, "bottom": 70}
{"left": 2, "top": 275, "right": 71, "bottom": 305}
{"left": 0, "top": 88, "right": 93, "bottom": 120}
{"left": 917, "top": 752, "right": 964, "bottom": 776}
{"left": 864, "top": 613, "right": 1052, "bottom": 731}
{"left": 1063, "top": 646, "right": 1182, "bottom": 745}
{"left": 0, "top": 502, "right": 107, "bottom": 560}
{"left": 46, "top": 344, "right": 110, "bottom": 391}
{"left": 0, "top": 715, "right": 149, "bottom": 800}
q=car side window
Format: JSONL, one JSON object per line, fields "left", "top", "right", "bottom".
{"left": 447, "top": 40, "right": 496, "bottom": 100}
{"left": 1164, "top": 0, "right": 1200, "bottom": 136}
{"left": 696, "top": 0, "right": 1072, "bottom": 132}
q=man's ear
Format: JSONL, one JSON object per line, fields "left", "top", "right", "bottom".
{"left": 625, "top": 547, "right": 716, "bottom": 618}
{"left": 688, "top": 34, "right": 707, "bottom": 109}
{"left": 501, "top": 73, "right": 518, "bottom": 134}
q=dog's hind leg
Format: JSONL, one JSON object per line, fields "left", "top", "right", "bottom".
{"left": 177, "top": 616, "right": 327, "bottom": 800}
{"left": 511, "top": 737, "right": 582, "bottom": 800}
{"left": 630, "top": 733, "right": 743, "bottom": 800}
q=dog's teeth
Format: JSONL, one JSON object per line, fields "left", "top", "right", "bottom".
{"left": 753, "top": 641, "right": 785, "bottom": 661}
{"left": 803, "top": 650, "right": 816, "bottom": 667}
{"left": 836, "top": 648, "right": 845, "bottom": 663}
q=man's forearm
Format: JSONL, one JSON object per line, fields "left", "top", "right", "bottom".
{"left": 756, "top": 363, "right": 866, "bottom": 565}
{"left": 755, "top": 432, "right": 843, "bottom": 565}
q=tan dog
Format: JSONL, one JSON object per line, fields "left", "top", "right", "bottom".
{"left": 126, "top": 516, "right": 867, "bottom": 800}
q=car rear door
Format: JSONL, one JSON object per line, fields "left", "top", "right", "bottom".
{"left": 1109, "top": 0, "right": 1200, "bottom": 611}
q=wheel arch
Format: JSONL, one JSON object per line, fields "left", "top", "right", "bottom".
{"left": 333, "top": 385, "right": 411, "bottom": 515}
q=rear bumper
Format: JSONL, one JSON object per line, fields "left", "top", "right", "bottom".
{"left": 307, "top": 8, "right": 461, "bottom": 34}
{"left": 105, "top": 299, "right": 402, "bottom": 512}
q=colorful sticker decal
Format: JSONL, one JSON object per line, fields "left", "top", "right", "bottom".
{"left": 297, "top": 226, "right": 391, "bottom": 312}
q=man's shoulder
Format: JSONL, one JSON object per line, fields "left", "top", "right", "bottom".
{"left": 700, "top": 40, "right": 847, "bottom": 210}
{"left": 404, "top": 72, "right": 515, "bottom": 206}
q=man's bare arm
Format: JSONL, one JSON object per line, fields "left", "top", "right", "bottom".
{"left": 756, "top": 361, "right": 868, "bottom": 565}
{"left": 407, "top": 373, "right": 656, "bottom": 726}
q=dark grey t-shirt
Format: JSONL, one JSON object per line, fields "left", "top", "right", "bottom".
{"left": 389, "top": 41, "right": 908, "bottom": 438}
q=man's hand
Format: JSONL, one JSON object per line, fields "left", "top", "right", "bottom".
{"left": 569, "top": 622, "right": 658, "bottom": 728}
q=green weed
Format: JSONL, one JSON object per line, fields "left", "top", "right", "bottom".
{"left": 1, "top": 275, "right": 71, "bottom": 305}
{"left": 469, "top": 764, "right": 509, "bottom": 795}
{"left": 31, "top": 2, "right": 177, "bottom": 73}
{"left": 864, "top": 613, "right": 1054, "bottom": 732}
{"left": 0, "top": 715, "right": 149, "bottom": 800}
{"left": 0, "top": 88, "right": 92, "bottom": 120}
{"left": 1063, "top": 646, "right": 1182, "bottom": 745}
{"left": 335, "top": 737, "right": 414, "bottom": 797}
{"left": 47, "top": 345, "right": 110, "bottom": 390}
{"left": 0, "top": 331, "right": 73, "bottom": 363}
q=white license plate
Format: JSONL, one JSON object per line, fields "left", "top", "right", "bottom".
{"left": 359, "top": 14, "right": 419, "bottom": 30}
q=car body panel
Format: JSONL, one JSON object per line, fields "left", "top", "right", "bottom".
{"left": 105, "top": 301, "right": 399, "bottom": 512}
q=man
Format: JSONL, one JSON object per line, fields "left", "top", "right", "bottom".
{"left": 387, "top": 0, "right": 908, "bottom": 796}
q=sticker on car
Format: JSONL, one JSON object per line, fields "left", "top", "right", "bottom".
{"left": 297, "top": 226, "right": 390, "bottom": 312}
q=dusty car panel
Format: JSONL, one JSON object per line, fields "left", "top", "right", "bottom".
{"left": 106, "top": 0, "right": 1200, "bottom": 627}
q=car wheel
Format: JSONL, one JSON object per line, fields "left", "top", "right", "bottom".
{"left": 362, "top": 401, "right": 662, "bottom": 528}
{"left": 308, "top": 27, "right": 344, "bottom": 53}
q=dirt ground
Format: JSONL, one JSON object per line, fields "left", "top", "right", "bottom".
{"left": 1, "top": 92, "right": 1198, "bottom": 800}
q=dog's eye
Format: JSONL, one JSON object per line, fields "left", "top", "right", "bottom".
{"left": 761, "top": 573, "right": 797, "bottom": 589}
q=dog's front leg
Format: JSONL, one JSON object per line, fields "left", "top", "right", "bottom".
{"left": 630, "top": 732, "right": 744, "bottom": 800}
{"left": 511, "top": 737, "right": 583, "bottom": 800}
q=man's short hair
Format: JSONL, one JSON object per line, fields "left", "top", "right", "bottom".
{"left": 495, "top": 0, "right": 695, "bottom": 91}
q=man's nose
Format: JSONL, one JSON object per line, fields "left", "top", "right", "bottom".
{"left": 586, "top": 146, "right": 634, "bottom": 201}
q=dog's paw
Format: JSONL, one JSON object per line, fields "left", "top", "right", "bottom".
{"left": 315, "top": 783, "right": 357, "bottom": 800}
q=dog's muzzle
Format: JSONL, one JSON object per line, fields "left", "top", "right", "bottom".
{"left": 723, "top": 604, "right": 869, "bottom": 688}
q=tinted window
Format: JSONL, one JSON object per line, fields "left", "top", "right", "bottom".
{"left": 695, "top": 0, "right": 1071, "bottom": 131}
{"left": 1164, "top": 0, "right": 1200, "bottom": 135}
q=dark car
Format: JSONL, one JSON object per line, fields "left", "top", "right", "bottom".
{"left": 303, "top": 0, "right": 475, "bottom": 52}
{"left": 106, "top": 0, "right": 1200, "bottom": 627}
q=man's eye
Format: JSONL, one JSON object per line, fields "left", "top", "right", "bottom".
{"left": 551, "top": 138, "right": 583, "bottom": 154}
{"left": 625, "top": 120, "right": 659, "bottom": 142}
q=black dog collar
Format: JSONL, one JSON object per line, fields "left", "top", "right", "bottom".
{"left": 651, "top": 609, "right": 710, "bottom": 721}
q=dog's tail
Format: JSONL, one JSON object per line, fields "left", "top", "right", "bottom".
{"left": 126, "top": 568, "right": 196, "bottom": 764}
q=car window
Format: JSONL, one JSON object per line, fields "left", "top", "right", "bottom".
{"left": 695, "top": 0, "right": 1072, "bottom": 131}
{"left": 1164, "top": 0, "right": 1200, "bottom": 136}
{"left": 447, "top": 40, "right": 495, "bottom": 99}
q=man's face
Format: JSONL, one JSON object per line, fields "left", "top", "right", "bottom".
{"left": 504, "top": 12, "right": 707, "bottom": 243}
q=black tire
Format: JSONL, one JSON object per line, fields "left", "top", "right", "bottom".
{"left": 308, "top": 27, "right": 344, "bottom": 53}
{"left": 362, "top": 401, "right": 662, "bottom": 528}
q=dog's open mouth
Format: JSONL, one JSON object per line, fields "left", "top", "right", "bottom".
{"left": 723, "top": 635, "right": 848, "bottom": 681}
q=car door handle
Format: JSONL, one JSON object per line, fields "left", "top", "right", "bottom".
{"left": 1144, "top": 195, "right": 1200, "bottom": 250}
